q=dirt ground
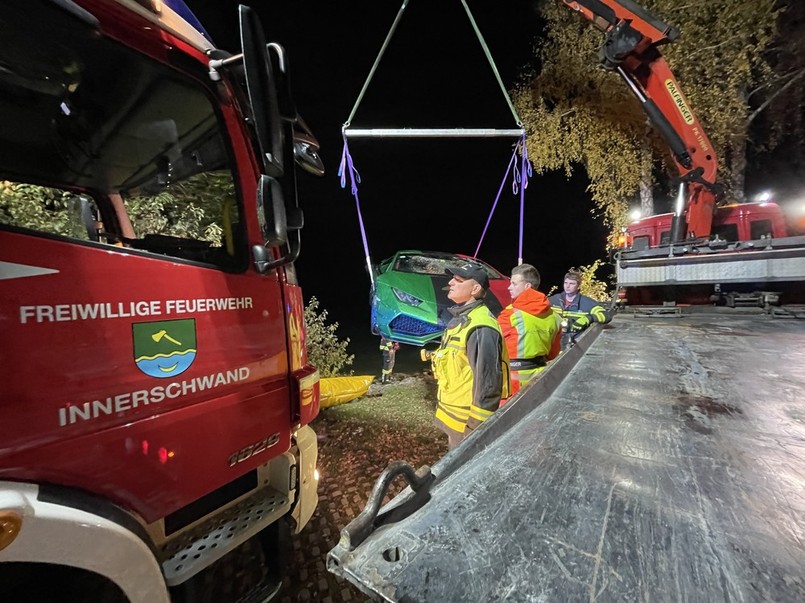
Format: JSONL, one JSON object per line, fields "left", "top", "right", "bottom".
{"left": 276, "top": 375, "right": 446, "bottom": 602}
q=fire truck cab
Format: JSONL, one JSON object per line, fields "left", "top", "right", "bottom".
{"left": 0, "top": 0, "right": 321, "bottom": 601}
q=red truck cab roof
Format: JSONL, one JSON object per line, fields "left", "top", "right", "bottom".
{"left": 626, "top": 202, "right": 788, "bottom": 249}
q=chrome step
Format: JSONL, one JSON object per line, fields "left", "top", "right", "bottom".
{"left": 160, "top": 487, "right": 291, "bottom": 586}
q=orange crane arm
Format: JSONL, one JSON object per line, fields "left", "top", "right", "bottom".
{"left": 558, "top": 0, "right": 721, "bottom": 240}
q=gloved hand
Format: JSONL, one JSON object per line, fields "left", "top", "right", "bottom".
{"left": 570, "top": 315, "right": 591, "bottom": 332}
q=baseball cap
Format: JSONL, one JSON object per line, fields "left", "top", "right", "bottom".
{"left": 446, "top": 262, "right": 490, "bottom": 290}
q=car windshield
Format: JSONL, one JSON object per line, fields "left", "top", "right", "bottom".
{"left": 391, "top": 253, "right": 501, "bottom": 278}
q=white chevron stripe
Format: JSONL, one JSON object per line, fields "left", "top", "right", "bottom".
{"left": 0, "top": 261, "right": 59, "bottom": 280}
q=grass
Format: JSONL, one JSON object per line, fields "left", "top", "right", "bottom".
{"left": 322, "top": 377, "right": 437, "bottom": 429}
{"left": 312, "top": 374, "right": 447, "bottom": 497}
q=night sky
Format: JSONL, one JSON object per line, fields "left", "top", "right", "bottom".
{"left": 187, "top": 0, "right": 615, "bottom": 356}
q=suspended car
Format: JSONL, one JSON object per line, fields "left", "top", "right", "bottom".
{"left": 370, "top": 250, "right": 510, "bottom": 346}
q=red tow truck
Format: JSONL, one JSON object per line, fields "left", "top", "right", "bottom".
{"left": 619, "top": 199, "right": 805, "bottom": 307}
{"left": 0, "top": 1, "right": 323, "bottom": 601}
{"left": 627, "top": 202, "right": 791, "bottom": 249}
{"left": 327, "top": 1, "right": 805, "bottom": 601}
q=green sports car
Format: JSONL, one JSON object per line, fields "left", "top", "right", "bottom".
{"left": 370, "top": 250, "right": 511, "bottom": 346}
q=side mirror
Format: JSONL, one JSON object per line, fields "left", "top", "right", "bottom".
{"left": 265, "top": 42, "right": 325, "bottom": 179}
{"left": 239, "top": 5, "right": 283, "bottom": 177}
{"left": 239, "top": 15, "right": 321, "bottom": 272}
{"left": 70, "top": 196, "right": 100, "bottom": 242}
{"left": 293, "top": 131, "right": 325, "bottom": 177}
{"left": 252, "top": 232, "right": 301, "bottom": 273}
{"left": 252, "top": 175, "right": 303, "bottom": 273}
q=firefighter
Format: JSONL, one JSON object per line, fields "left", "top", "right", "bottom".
{"left": 379, "top": 336, "right": 399, "bottom": 384}
{"left": 548, "top": 269, "right": 611, "bottom": 349}
{"left": 497, "top": 264, "right": 561, "bottom": 402}
{"left": 431, "top": 263, "right": 510, "bottom": 451}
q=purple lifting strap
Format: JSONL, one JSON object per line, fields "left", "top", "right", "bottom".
{"left": 474, "top": 135, "right": 532, "bottom": 262}
{"left": 516, "top": 135, "right": 532, "bottom": 264}
{"left": 341, "top": 133, "right": 532, "bottom": 270}
{"left": 338, "top": 136, "right": 373, "bottom": 271}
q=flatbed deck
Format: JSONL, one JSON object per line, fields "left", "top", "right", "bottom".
{"left": 329, "top": 311, "right": 805, "bottom": 602}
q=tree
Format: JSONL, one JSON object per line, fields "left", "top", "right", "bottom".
{"left": 0, "top": 171, "right": 235, "bottom": 247}
{"left": 745, "top": 0, "right": 805, "bottom": 193}
{"left": 303, "top": 296, "right": 355, "bottom": 377}
{"left": 124, "top": 171, "right": 236, "bottom": 246}
{"left": 0, "top": 182, "right": 90, "bottom": 239}
{"left": 656, "top": 0, "right": 779, "bottom": 200}
{"left": 515, "top": 0, "right": 780, "bottom": 242}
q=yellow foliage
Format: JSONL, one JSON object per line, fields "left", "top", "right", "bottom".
{"left": 515, "top": 0, "right": 780, "bottom": 247}
{"left": 576, "top": 260, "right": 611, "bottom": 301}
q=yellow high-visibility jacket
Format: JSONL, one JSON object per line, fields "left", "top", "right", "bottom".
{"left": 433, "top": 302, "right": 510, "bottom": 437}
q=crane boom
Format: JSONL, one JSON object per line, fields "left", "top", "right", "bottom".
{"left": 559, "top": 0, "right": 720, "bottom": 240}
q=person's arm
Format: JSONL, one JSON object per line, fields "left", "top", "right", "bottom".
{"left": 464, "top": 326, "right": 504, "bottom": 433}
{"left": 496, "top": 306, "right": 515, "bottom": 357}
{"left": 571, "top": 296, "right": 612, "bottom": 331}
{"left": 589, "top": 302, "right": 611, "bottom": 324}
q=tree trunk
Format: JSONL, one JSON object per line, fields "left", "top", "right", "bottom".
{"left": 731, "top": 136, "right": 747, "bottom": 202}
{"left": 639, "top": 146, "right": 654, "bottom": 216}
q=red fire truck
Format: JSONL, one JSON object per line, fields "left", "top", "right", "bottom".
{"left": 0, "top": 0, "right": 323, "bottom": 601}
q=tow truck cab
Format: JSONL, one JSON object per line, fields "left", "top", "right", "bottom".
{"left": 627, "top": 202, "right": 789, "bottom": 249}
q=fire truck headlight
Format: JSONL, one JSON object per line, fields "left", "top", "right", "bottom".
{"left": 0, "top": 511, "right": 22, "bottom": 552}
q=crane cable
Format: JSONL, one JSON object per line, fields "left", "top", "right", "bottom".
{"left": 338, "top": 0, "right": 532, "bottom": 284}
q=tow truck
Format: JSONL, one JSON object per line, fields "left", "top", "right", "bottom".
{"left": 327, "top": 1, "right": 805, "bottom": 600}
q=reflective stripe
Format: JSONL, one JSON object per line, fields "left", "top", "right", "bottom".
{"left": 468, "top": 404, "right": 494, "bottom": 422}
{"left": 591, "top": 306, "right": 608, "bottom": 321}
{"left": 435, "top": 404, "right": 471, "bottom": 432}
{"left": 512, "top": 310, "right": 529, "bottom": 358}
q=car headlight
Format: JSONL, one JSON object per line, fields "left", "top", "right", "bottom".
{"left": 392, "top": 287, "right": 423, "bottom": 306}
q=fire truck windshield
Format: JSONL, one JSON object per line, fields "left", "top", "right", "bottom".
{"left": 0, "top": 15, "right": 246, "bottom": 270}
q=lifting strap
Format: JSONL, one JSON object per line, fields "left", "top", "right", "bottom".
{"left": 474, "top": 135, "right": 531, "bottom": 265}
{"left": 339, "top": 0, "right": 531, "bottom": 283}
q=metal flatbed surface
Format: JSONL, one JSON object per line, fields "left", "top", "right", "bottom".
{"left": 329, "top": 312, "right": 805, "bottom": 602}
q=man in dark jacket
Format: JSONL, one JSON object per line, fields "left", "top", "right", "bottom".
{"left": 548, "top": 270, "right": 611, "bottom": 349}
